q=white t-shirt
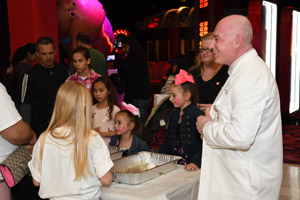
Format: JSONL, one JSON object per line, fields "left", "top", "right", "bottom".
{"left": 0, "top": 83, "right": 21, "bottom": 180}
{"left": 28, "top": 127, "right": 113, "bottom": 200}
{"left": 92, "top": 105, "right": 120, "bottom": 144}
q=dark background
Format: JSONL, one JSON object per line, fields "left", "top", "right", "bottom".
{"left": 102, "top": 0, "right": 300, "bottom": 34}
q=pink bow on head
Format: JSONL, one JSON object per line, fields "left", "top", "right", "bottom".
{"left": 121, "top": 102, "right": 140, "bottom": 117}
{"left": 175, "top": 69, "right": 195, "bottom": 85}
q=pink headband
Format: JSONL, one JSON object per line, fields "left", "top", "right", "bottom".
{"left": 121, "top": 102, "right": 140, "bottom": 117}
{"left": 175, "top": 69, "right": 195, "bottom": 85}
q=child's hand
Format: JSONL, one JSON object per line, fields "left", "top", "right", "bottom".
{"left": 94, "top": 127, "right": 102, "bottom": 134}
{"left": 184, "top": 163, "right": 199, "bottom": 171}
{"left": 94, "top": 127, "right": 101, "bottom": 131}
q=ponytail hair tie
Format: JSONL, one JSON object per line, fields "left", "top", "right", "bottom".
{"left": 175, "top": 69, "right": 195, "bottom": 85}
{"left": 121, "top": 102, "right": 140, "bottom": 117}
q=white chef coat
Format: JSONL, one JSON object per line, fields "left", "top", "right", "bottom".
{"left": 198, "top": 49, "right": 283, "bottom": 200}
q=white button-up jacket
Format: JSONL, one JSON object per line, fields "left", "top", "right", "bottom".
{"left": 198, "top": 49, "right": 283, "bottom": 200}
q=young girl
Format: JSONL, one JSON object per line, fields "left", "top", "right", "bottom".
{"left": 92, "top": 77, "right": 120, "bottom": 144}
{"left": 66, "top": 46, "right": 101, "bottom": 93}
{"left": 109, "top": 102, "right": 150, "bottom": 156}
{"left": 28, "top": 81, "right": 113, "bottom": 200}
{"left": 159, "top": 69, "right": 204, "bottom": 171}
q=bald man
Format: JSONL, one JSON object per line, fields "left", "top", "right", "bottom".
{"left": 196, "top": 15, "right": 282, "bottom": 199}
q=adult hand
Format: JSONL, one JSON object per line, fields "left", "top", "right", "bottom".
{"left": 196, "top": 107, "right": 212, "bottom": 139}
{"left": 184, "top": 163, "right": 199, "bottom": 171}
{"left": 197, "top": 103, "right": 212, "bottom": 112}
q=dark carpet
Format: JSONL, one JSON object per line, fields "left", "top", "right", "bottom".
{"left": 283, "top": 124, "right": 300, "bottom": 165}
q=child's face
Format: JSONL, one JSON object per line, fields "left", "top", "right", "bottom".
{"left": 93, "top": 81, "right": 109, "bottom": 104}
{"left": 72, "top": 52, "right": 91, "bottom": 76}
{"left": 169, "top": 84, "right": 191, "bottom": 109}
{"left": 114, "top": 113, "right": 131, "bottom": 135}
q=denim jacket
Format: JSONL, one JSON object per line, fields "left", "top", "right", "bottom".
{"left": 109, "top": 134, "right": 150, "bottom": 156}
{"left": 159, "top": 103, "right": 204, "bottom": 167}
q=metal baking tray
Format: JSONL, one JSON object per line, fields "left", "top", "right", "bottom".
{"left": 111, "top": 151, "right": 181, "bottom": 184}
{"left": 108, "top": 145, "right": 127, "bottom": 160}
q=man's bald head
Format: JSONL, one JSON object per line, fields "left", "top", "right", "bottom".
{"left": 218, "top": 15, "right": 253, "bottom": 46}
{"left": 210, "top": 15, "right": 253, "bottom": 66}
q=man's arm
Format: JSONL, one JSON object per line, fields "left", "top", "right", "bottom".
{"left": 0, "top": 119, "right": 36, "bottom": 146}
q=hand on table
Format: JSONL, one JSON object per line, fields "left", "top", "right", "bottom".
{"left": 184, "top": 163, "right": 198, "bottom": 171}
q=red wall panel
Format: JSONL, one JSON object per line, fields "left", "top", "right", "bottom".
{"left": 7, "top": 0, "right": 59, "bottom": 61}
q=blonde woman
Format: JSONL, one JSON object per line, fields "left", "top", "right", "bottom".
{"left": 189, "top": 33, "right": 229, "bottom": 111}
{"left": 28, "top": 81, "right": 113, "bottom": 200}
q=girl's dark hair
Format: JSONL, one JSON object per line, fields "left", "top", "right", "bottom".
{"left": 117, "top": 110, "right": 142, "bottom": 138}
{"left": 72, "top": 46, "right": 91, "bottom": 68}
{"left": 11, "top": 43, "right": 36, "bottom": 68}
{"left": 24, "top": 43, "right": 37, "bottom": 55}
{"left": 172, "top": 81, "right": 199, "bottom": 105}
{"left": 92, "top": 77, "right": 117, "bottom": 121}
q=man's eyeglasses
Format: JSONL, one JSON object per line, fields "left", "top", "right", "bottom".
{"left": 200, "top": 48, "right": 214, "bottom": 53}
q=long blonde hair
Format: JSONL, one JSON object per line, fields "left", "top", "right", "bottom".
{"left": 39, "top": 81, "right": 94, "bottom": 180}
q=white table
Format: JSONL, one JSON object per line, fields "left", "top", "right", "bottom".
{"left": 101, "top": 165, "right": 200, "bottom": 200}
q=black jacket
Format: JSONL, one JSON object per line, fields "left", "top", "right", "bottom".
{"left": 159, "top": 104, "right": 204, "bottom": 168}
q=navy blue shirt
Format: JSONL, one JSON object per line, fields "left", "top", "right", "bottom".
{"left": 109, "top": 134, "right": 150, "bottom": 156}
{"left": 159, "top": 103, "right": 204, "bottom": 168}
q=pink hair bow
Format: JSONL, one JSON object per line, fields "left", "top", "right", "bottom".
{"left": 121, "top": 102, "right": 140, "bottom": 117}
{"left": 175, "top": 69, "right": 195, "bottom": 85}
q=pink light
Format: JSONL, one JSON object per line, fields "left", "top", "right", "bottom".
{"left": 102, "top": 29, "right": 114, "bottom": 53}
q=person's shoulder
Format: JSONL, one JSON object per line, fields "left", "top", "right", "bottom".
{"left": 66, "top": 73, "right": 77, "bottom": 81}
{"left": 89, "top": 48, "right": 105, "bottom": 57}
{"left": 109, "top": 134, "right": 120, "bottom": 146}
{"left": 135, "top": 135, "right": 150, "bottom": 150}
{"left": 185, "top": 104, "right": 203, "bottom": 115}
{"left": 188, "top": 65, "right": 201, "bottom": 77}
{"left": 170, "top": 107, "right": 179, "bottom": 115}
{"left": 89, "top": 130, "right": 106, "bottom": 147}
{"left": 222, "top": 65, "right": 229, "bottom": 70}
{"left": 134, "top": 134, "right": 148, "bottom": 145}
{"left": 27, "top": 63, "right": 42, "bottom": 76}
{"left": 90, "top": 69, "right": 101, "bottom": 77}
{"left": 31, "top": 63, "right": 43, "bottom": 70}
{"left": 54, "top": 62, "right": 69, "bottom": 71}
{"left": 54, "top": 62, "right": 66, "bottom": 67}
{"left": 219, "top": 65, "right": 229, "bottom": 73}
{"left": 113, "top": 105, "right": 121, "bottom": 112}
{"left": 92, "top": 104, "right": 97, "bottom": 110}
